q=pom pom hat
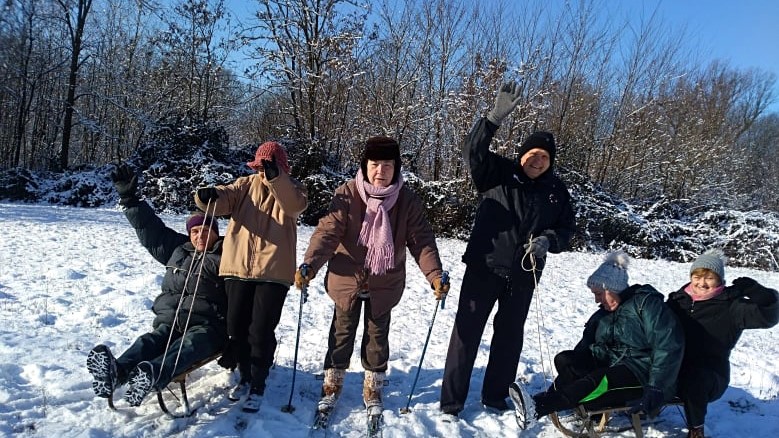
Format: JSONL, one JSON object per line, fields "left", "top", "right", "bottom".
{"left": 691, "top": 249, "right": 727, "bottom": 283}
{"left": 587, "top": 250, "right": 630, "bottom": 294}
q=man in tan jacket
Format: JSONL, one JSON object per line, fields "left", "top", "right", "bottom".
{"left": 195, "top": 141, "right": 307, "bottom": 413}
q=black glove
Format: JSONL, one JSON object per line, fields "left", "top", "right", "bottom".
{"left": 197, "top": 187, "right": 219, "bottom": 203}
{"left": 732, "top": 277, "right": 758, "bottom": 291}
{"left": 734, "top": 277, "right": 777, "bottom": 305}
{"left": 110, "top": 164, "right": 138, "bottom": 206}
{"left": 262, "top": 155, "right": 279, "bottom": 180}
{"left": 627, "top": 385, "right": 664, "bottom": 418}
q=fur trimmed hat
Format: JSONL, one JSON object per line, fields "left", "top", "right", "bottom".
{"left": 691, "top": 249, "right": 727, "bottom": 283}
{"left": 587, "top": 250, "right": 630, "bottom": 294}
{"left": 360, "top": 136, "right": 401, "bottom": 183}
{"left": 247, "top": 141, "right": 290, "bottom": 173}
{"left": 517, "top": 131, "right": 556, "bottom": 168}
{"left": 186, "top": 212, "right": 219, "bottom": 235}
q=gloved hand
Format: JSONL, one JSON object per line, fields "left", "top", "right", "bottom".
{"left": 432, "top": 276, "right": 450, "bottom": 300}
{"left": 110, "top": 164, "right": 138, "bottom": 206}
{"left": 732, "top": 277, "right": 757, "bottom": 291}
{"left": 197, "top": 187, "right": 219, "bottom": 203}
{"left": 486, "top": 81, "right": 523, "bottom": 126}
{"left": 262, "top": 155, "right": 280, "bottom": 180}
{"left": 294, "top": 263, "right": 315, "bottom": 289}
{"left": 734, "top": 277, "right": 777, "bottom": 305}
{"left": 523, "top": 236, "right": 549, "bottom": 258}
{"left": 627, "top": 385, "right": 665, "bottom": 418}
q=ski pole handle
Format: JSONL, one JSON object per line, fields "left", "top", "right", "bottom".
{"left": 299, "top": 264, "right": 310, "bottom": 304}
{"left": 440, "top": 271, "right": 449, "bottom": 309}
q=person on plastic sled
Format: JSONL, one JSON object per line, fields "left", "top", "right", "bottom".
{"left": 510, "top": 251, "right": 684, "bottom": 429}
{"left": 666, "top": 249, "right": 779, "bottom": 438}
{"left": 86, "top": 164, "right": 227, "bottom": 408}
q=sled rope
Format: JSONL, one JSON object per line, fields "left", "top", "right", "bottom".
{"left": 521, "top": 235, "right": 556, "bottom": 387}
{"left": 156, "top": 199, "right": 218, "bottom": 385}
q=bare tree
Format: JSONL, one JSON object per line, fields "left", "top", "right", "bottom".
{"left": 55, "top": 0, "right": 93, "bottom": 170}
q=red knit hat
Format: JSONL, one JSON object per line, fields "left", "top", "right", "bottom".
{"left": 247, "top": 141, "right": 290, "bottom": 173}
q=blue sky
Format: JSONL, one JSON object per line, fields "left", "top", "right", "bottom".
{"left": 625, "top": 0, "right": 779, "bottom": 112}
{"left": 222, "top": 0, "right": 779, "bottom": 113}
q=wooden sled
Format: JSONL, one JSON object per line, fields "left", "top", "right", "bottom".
{"left": 106, "top": 353, "right": 221, "bottom": 418}
{"left": 550, "top": 399, "right": 684, "bottom": 438}
{"left": 156, "top": 353, "right": 222, "bottom": 418}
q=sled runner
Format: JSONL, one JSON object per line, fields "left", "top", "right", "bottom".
{"left": 549, "top": 398, "right": 684, "bottom": 438}
{"left": 155, "top": 352, "right": 222, "bottom": 418}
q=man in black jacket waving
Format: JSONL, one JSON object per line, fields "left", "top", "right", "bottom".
{"left": 85, "top": 164, "right": 228, "bottom": 408}
{"left": 440, "top": 82, "right": 576, "bottom": 417}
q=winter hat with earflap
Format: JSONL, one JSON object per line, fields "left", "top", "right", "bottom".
{"left": 247, "top": 141, "right": 291, "bottom": 173}
{"left": 691, "top": 249, "right": 727, "bottom": 283}
{"left": 360, "top": 136, "right": 402, "bottom": 184}
{"left": 517, "top": 131, "right": 556, "bottom": 168}
{"left": 587, "top": 250, "right": 630, "bottom": 294}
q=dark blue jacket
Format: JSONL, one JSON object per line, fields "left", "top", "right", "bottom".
{"left": 124, "top": 201, "right": 227, "bottom": 333}
{"left": 461, "top": 118, "right": 576, "bottom": 277}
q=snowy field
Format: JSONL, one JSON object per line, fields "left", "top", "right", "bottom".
{"left": 0, "top": 202, "right": 777, "bottom": 437}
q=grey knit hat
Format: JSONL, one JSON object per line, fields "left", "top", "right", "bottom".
{"left": 587, "top": 251, "right": 630, "bottom": 294}
{"left": 691, "top": 249, "right": 727, "bottom": 283}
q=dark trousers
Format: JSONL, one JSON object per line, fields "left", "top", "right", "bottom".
{"left": 117, "top": 323, "right": 224, "bottom": 389}
{"left": 225, "top": 280, "right": 289, "bottom": 392}
{"left": 677, "top": 367, "right": 728, "bottom": 428}
{"left": 324, "top": 297, "right": 391, "bottom": 372}
{"left": 534, "top": 349, "right": 643, "bottom": 417}
{"left": 440, "top": 266, "right": 535, "bottom": 413}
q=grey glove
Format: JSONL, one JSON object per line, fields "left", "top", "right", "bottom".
{"left": 486, "top": 81, "right": 523, "bottom": 125}
{"left": 523, "top": 236, "right": 549, "bottom": 258}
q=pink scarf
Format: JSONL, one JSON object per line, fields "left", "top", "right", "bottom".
{"left": 684, "top": 284, "right": 725, "bottom": 302}
{"left": 355, "top": 169, "right": 403, "bottom": 275}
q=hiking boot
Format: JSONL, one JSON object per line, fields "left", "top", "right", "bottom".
{"left": 363, "top": 370, "right": 385, "bottom": 415}
{"left": 687, "top": 425, "right": 705, "bottom": 438}
{"left": 86, "top": 344, "right": 118, "bottom": 398}
{"left": 318, "top": 368, "right": 345, "bottom": 412}
{"left": 242, "top": 388, "right": 264, "bottom": 413}
{"left": 228, "top": 380, "right": 251, "bottom": 402}
{"left": 509, "top": 381, "right": 537, "bottom": 430}
{"left": 124, "top": 361, "right": 154, "bottom": 407}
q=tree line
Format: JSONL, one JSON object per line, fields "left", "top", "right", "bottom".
{"left": 1, "top": 0, "right": 777, "bottom": 211}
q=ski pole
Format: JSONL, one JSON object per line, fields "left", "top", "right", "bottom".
{"left": 400, "top": 271, "right": 449, "bottom": 414}
{"left": 282, "top": 264, "right": 310, "bottom": 413}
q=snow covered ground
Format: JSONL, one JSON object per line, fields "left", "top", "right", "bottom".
{"left": 0, "top": 202, "right": 777, "bottom": 437}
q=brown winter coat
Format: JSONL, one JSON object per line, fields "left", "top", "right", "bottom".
{"left": 195, "top": 172, "right": 308, "bottom": 285}
{"left": 303, "top": 179, "right": 443, "bottom": 318}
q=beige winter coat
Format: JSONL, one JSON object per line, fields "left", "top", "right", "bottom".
{"left": 303, "top": 179, "right": 442, "bottom": 318}
{"left": 196, "top": 172, "right": 308, "bottom": 285}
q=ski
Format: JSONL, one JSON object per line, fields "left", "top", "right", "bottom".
{"left": 310, "top": 392, "right": 339, "bottom": 437}
{"left": 366, "top": 406, "right": 383, "bottom": 438}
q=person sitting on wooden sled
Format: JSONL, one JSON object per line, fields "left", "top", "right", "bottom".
{"left": 86, "top": 164, "right": 228, "bottom": 408}
{"left": 509, "top": 251, "right": 684, "bottom": 429}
